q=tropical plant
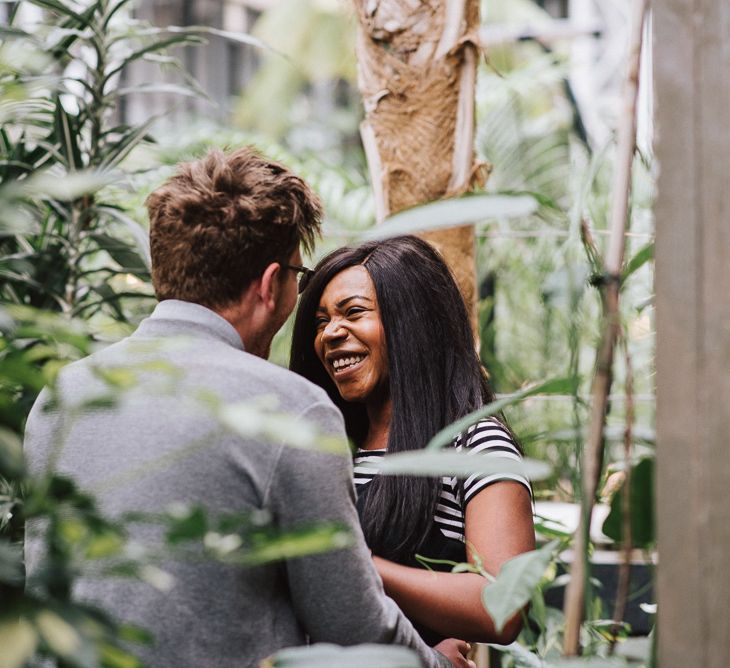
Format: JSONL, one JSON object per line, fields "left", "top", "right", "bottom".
{"left": 0, "top": 0, "right": 213, "bottom": 323}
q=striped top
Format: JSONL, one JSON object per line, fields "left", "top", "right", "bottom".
{"left": 353, "top": 418, "right": 531, "bottom": 543}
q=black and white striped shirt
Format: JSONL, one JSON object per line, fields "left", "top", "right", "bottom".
{"left": 353, "top": 418, "right": 531, "bottom": 543}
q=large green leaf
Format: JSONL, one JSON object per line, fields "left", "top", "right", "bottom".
{"left": 374, "top": 450, "right": 551, "bottom": 481}
{"left": 426, "top": 378, "right": 577, "bottom": 450}
{"left": 362, "top": 193, "right": 538, "bottom": 240}
{"left": 602, "top": 457, "right": 655, "bottom": 548}
{"left": 481, "top": 540, "right": 558, "bottom": 632}
{"left": 267, "top": 644, "right": 421, "bottom": 668}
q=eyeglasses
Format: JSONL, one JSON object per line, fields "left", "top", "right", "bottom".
{"left": 282, "top": 263, "right": 314, "bottom": 294}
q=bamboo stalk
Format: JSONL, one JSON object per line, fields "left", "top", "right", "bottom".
{"left": 610, "top": 334, "right": 634, "bottom": 651}
{"left": 562, "top": 0, "right": 649, "bottom": 655}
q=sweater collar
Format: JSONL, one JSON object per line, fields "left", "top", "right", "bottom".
{"left": 136, "top": 299, "right": 245, "bottom": 351}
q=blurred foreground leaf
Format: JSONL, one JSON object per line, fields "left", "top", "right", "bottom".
{"left": 427, "top": 378, "right": 577, "bottom": 450}
{"left": 363, "top": 193, "right": 538, "bottom": 240}
{"left": 0, "top": 618, "right": 38, "bottom": 668}
{"left": 219, "top": 397, "right": 348, "bottom": 455}
{"left": 482, "top": 540, "right": 559, "bottom": 633}
{"left": 375, "top": 451, "right": 551, "bottom": 481}
{"left": 266, "top": 643, "right": 421, "bottom": 668}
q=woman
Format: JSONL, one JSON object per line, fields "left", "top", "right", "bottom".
{"left": 290, "top": 235, "right": 535, "bottom": 645}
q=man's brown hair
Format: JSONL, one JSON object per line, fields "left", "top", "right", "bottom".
{"left": 146, "top": 147, "right": 322, "bottom": 309}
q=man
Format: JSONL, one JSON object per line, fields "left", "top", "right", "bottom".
{"left": 24, "top": 148, "right": 470, "bottom": 667}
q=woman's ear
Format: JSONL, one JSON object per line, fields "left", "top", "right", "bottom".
{"left": 258, "top": 262, "right": 281, "bottom": 312}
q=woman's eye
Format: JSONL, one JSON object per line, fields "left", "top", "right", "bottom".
{"left": 314, "top": 316, "right": 329, "bottom": 329}
{"left": 346, "top": 307, "right": 365, "bottom": 317}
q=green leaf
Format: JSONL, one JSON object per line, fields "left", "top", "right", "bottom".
{"left": 481, "top": 540, "right": 559, "bottom": 633}
{"left": 166, "top": 25, "right": 275, "bottom": 53}
{"left": 602, "top": 457, "right": 655, "bottom": 548}
{"left": 426, "top": 378, "right": 577, "bottom": 450}
{"left": 87, "top": 232, "right": 149, "bottom": 274}
{"left": 115, "top": 83, "right": 203, "bottom": 99}
{"left": 0, "top": 428, "right": 25, "bottom": 479}
{"left": 98, "top": 642, "right": 146, "bottom": 668}
{"left": 34, "top": 611, "right": 81, "bottom": 660}
{"left": 85, "top": 528, "right": 125, "bottom": 559}
{"left": 488, "top": 642, "right": 544, "bottom": 668}
{"left": 165, "top": 506, "right": 208, "bottom": 544}
{"left": 27, "top": 0, "right": 87, "bottom": 23}
{"left": 374, "top": 450, "right": 551, "bottom": 480}
{"left": 6, "top": 170, "right": 117, "bottom": 201}
{"left": 362, "top": 193, "right": 538, "bottom": 240}
{"left": 218, "top": 397, "right": 348, "bottom": 455}
{"left": 226, "top": 524, "right": 352, "bottom": 566}
{"left": 545, "top": 659, "right": 627, "bottom": 667}
{"left": 621, "top": 242, "right": 654, "bottom": 283}
{"left": 95, "top": 206, "right": 150, "bottom": 267}
{"left": 268, "top": 643, "right": 421, "bottom": 668}
{"left": 98, "top": 116, "right": 158, "bottom": 170}
{"left": 53, "top": 96, "right": 82, "bottom": 170}
{"left": 104, "top": 34, "right": 206, "bottom": 82}
{"left": 0, "top": 618, "right": 38, "bottom": 668}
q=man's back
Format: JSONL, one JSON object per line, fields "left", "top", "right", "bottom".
{"left": 25, "top": 301, "right": 445, "bottom": 667}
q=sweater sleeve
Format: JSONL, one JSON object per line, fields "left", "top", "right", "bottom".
{"left": 266, "top": 400, "right": 449, "bottom": 668}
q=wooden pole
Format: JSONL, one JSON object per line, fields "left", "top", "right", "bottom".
{"left": 655, "top": 0, "right": 730, "bottom": 665}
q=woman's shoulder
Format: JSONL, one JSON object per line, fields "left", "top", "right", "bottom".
{"left": 455, "top": 418, "right": 521, "bottom": 458}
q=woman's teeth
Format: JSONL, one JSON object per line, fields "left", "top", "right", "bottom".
{"left": 333, "top": 355, "right": 364, "bottom": 370}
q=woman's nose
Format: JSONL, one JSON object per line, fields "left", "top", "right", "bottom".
{"left": 321, "top": 318, "right": 347, "bottom": 341}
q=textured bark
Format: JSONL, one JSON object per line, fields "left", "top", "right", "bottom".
{"left": 354, "top": 0, "right": 481, "bottom": 330}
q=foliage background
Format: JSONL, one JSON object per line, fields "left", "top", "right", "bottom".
{"left": 0, "top": 0, "right": 656, "bottom": 665}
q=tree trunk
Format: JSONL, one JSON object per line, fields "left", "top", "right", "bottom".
{"left": 354, "top": 0, "right": 482, "bottom": 330}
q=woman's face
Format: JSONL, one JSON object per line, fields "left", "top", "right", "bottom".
{"left": 314, "top": 266, "right": 389, "bottom": 404}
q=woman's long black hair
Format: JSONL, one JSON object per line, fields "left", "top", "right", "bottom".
{"left": 290, "top": 235, "right": 501, "bottom": 563}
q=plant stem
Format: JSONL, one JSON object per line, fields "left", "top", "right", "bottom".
{"left": 562, "top": 0, "right": 649, "bottom": 655}
{"left": 609, "top": 334, "right": 634, "bottom": 651}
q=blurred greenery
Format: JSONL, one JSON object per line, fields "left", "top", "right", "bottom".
{"left": 1, "top": 0, "right": 656, "bottom": 665}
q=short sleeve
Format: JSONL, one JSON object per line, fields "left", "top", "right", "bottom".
{"left": 456, "top": 418, "right": 533, "bottom": 505}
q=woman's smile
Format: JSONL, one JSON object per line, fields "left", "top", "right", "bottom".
{"left": 328, "top": 352, "right": 368, "bottom": 378}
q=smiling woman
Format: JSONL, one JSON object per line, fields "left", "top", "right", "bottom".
{"left": 314, "top": 266, "right": 389, "bottom": 409}
{"left": 290, "top": 236, "right": 535, "bottom": 646}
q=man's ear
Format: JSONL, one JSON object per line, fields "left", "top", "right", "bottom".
{"left": 257, "top": 262, "right": 281, "bottom": 311}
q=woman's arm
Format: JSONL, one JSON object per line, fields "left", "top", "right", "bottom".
{"left": 374, "top": 480, "right": 535, "bottom": 644}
